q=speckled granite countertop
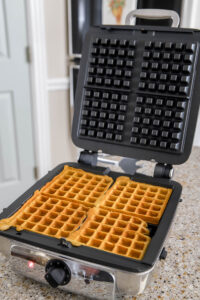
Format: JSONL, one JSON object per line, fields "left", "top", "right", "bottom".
{"left": 0, "top": 147, "right": 199, "bottom": 300}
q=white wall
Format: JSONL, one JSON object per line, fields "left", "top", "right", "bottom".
{"left": 43, "top": 0, "right": 77, "bottom": 168}
{"left": 181, "top": 0, "right": 200, "bottom": 146}
{"left": 44, "top": 0, "right": 68, "bottom": 79}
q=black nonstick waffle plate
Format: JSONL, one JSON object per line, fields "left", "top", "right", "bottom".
{"left": 72, "top": 25, "right": 200, "bottom": 164}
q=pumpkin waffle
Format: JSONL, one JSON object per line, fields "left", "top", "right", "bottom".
{"left": 100, "top": 177, "right": 172, "bottom": 224}
{"left": 41, "top": 165, "right": 113, "bottom": 207}
{"left": 0, "top": 191, "right": 89, "bottom": 239}
{"left": 67, "top": 207, "right": 151, "bottom": 260}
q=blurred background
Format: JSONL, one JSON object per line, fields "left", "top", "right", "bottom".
{"left": 0, "top": 0, "right": 200, "bottom": 209}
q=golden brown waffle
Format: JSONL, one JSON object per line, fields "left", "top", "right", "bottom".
{"left": 100, "top": 177, "right": 172, "bottom": 224}
{"left": 67, "top": 207, "right": 151, "bottom": 260}
{"left": 41, "top": 165, "right": 113, "bottom": 207}
{"left": 0, "top": 191, "right": 89, "bottom": 238}
{"left": 0, "top": 166, "right": 173, "bottom": 261}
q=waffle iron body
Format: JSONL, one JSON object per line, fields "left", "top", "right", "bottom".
{"left": 0, "top": 163, "right": 182, "bottom": 299}
{"left": 0, "top": 13, "right": 200, "bottom": 299}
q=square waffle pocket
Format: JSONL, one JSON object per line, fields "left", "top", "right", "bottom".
{"left": 41, "top": 165, "right": 113, "bottom": 207}
{"left": 0, "top": 191, "right": 89, "bottom": 239}
{"left": 100, "top": 177, "right": 172, "bottom": 224}
{"left": 67, "top": 207, "right": 151, "bottom": 260}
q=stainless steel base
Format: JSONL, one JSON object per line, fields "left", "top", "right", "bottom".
{"left": 0, "top": 236, "right": 154, "bottom": 299}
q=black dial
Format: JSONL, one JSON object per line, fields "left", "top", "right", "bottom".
{"left": 45, "top": 259, "right": 71, "bottom": 288}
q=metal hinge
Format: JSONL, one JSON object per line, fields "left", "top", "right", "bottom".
{"left": 25, "top": 46, "right": 31, "bottom": 63}
{"left": 78, "top": 150, "right": 98, "bottom": 166}
{"left": 33, "top": 166, "right": 38, "bottom": 179}
{"left": 154, "top": 163, "right": 174, "bottom": 179}
{"left": 78, "top": 150, "right": 141, "bottom": 176}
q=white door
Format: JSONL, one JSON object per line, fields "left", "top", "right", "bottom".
{"left": 0, "top": 0, "right": 35, "bottom": 211}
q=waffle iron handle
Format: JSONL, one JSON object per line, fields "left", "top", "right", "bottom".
{"left": 125, "top": 9, "right": 180, "bottom": 28}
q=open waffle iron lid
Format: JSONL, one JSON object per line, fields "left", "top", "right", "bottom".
{"left": 72, "top": 16, "right": 200, "bottom": 165}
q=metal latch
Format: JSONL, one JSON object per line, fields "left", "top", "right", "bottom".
{"left": 154, "top": 163, "right": 174, "bottom": 179}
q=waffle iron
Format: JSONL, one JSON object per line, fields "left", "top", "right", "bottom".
{"left": 0, "top": 9, "right": 200, "bottom": 299}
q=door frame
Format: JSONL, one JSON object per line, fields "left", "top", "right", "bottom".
{"left": 26, "top": 0, "right": 51, "bottom": 178}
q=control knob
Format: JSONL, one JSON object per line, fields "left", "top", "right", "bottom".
{"left": 45, "top": 259, "right": 71, "bottom": 288}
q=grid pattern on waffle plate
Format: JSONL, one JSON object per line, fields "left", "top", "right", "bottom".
{"left": 100, "top": 177, "right": 172, "bottom": 224}
{"left": 77, "top": 34, "right": 198, "bottom": 156}
{"left": 79, "top": 36, "right": 136, "bottom": 143}
{"left": 67, "top": 207, "right": 151, "bottom": 260}
{"left": 88, "top": 37, "right": 136, "bottom": 90}
{"left": 130, "top": 95, "right": 187, "bottom": 152}
{"left": 41, "top": 165, "right": 113, "bottom": 207}
{"left": 138, "top": 41, "right": 196, "bottom": 96}
{"left": 80, "top": 88, "right": 128, "bottom": 143}
{"left": 0, "top": 191, "right": 89, "bottom": 238}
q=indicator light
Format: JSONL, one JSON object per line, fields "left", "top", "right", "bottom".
{"left": 28, "top": 261, "right": 35, "bottom": 269}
